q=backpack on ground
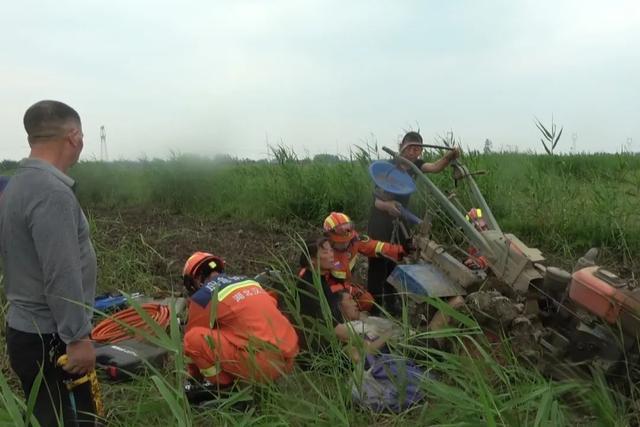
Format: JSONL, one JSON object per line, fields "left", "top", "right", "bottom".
{"left": 351, "top": 352, "right": 429, "bottom": 413}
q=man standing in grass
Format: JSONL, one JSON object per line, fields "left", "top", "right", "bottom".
{"left": 0, "top": 100, "right": 98, "bottom": 426}
{"left": 368, "top": 131, "right": 460, "bottom": 313}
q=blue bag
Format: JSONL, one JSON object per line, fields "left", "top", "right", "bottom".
{"left": 352, "top": 352, "right": 427, "bottom": 413}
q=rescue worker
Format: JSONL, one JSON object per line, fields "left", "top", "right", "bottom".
{"left": 181, "top": 251, "right": 299, "bottom": 387}
{"left": 368, "top": 131, "right": 461, "bottom": 312}
{"left": 323, "top": 212, "right": 405, "bottom": 312}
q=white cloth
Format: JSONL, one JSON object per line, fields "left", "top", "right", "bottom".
{"left": 345, "top": 316, "right": 400, "bottom": 341}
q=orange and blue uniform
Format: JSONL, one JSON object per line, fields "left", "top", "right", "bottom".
{"left": 183, "top": 274, "right": 299, "bottom": 385}
{"left": 329, "top": 233, "right": 404, "bottom": 311}
{"left": 323, "top": 212, "right": 405, "bottom": 312}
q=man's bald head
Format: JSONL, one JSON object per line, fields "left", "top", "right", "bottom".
{"left": 23, "top": 100, "right": 81, "bottom": 145}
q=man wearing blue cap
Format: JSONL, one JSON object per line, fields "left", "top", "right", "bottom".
{"left": 367, "top": 131, "right": 460, "bottom": 313}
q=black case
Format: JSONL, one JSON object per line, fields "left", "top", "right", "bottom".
{"left": 94, "top": 339, "right": 169, "bottom": 381}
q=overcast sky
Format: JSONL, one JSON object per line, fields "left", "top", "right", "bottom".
{"left": 1, "top": 1, "right": 638, "bottom": 160}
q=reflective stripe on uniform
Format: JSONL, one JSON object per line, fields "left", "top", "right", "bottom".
{"left": 216, "top": 280, "right": 260, "bottom": 301}
{"left": 200, "top": 364, "right": 220, "bottom": 378}
{"left": 348, "top": 256, "right": 357, "bottom": 271}
{"left": 331, "top": 270, "right": 347, "bottom": 279}
{"left": 374, "top": 241, "right": 385, "bottom": 256}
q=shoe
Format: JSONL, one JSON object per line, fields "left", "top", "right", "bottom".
{"left": 184, "top": 379, "right": 232, "bottom": 405}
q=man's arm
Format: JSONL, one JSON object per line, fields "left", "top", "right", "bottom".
{"left": 420, "top": 147, "right": 461, "bottom": 173}
{"left": 30, "top": 190, "right": 95, "bottom": 373}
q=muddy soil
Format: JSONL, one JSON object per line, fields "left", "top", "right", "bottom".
{"left": 86, "top": 207, "right": 636, "bottom": 294}
{"left": 88, "top": 207, "right": 312, "bottom": 286}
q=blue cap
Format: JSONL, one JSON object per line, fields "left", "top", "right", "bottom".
{"left": 368, "top": 161, "right": 416, "bottom": 196}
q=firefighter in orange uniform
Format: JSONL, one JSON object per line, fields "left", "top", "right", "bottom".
{"left": 182, "top": 252, "right": 299, "bottom": 386}
{"left": 323, "top": 212, "right": 406, "bottom": 312}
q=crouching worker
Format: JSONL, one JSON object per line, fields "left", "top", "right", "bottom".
{"left": 182, "top": 252, "right": 299, "bottom": 389}
{"left": 323, "top": 212, "right": 406, "bottom": 312}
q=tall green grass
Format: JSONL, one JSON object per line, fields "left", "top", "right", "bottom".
{"left": 2, "top": 150, "right": 640, "bottom": 425}
{"left": 58, "top": 151, "right": 640, "bottom": 266}
{"left": 2, "top": 252, "right": 638, "bottom": 426}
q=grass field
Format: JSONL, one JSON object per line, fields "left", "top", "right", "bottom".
{"left": 1, "top": 150, "right": 640, "bottom": 426}
{"left": 64, "top": 149, "right": 640, "bottom": 269}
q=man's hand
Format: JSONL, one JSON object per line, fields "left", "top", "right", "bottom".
{"left": 446, "top": 147, "right": 462, "bottom": 162}
{"left": 384, "top": 200, "right": 401, "bottom": 217}
{"left": 64, "top": 338, "right": 96, "bottom": 375}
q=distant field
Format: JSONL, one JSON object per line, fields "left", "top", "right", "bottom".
{"left": 2, "top": 149, "right": 639, "bottom": 275}
{"left": 54, "top": 150, "right": 640, "bottom": 268}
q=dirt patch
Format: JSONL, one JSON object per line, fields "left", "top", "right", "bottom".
{"left": 88, "top": 207, "right": 310, "bottom": 287}
{"left": 86, "top": 207, "right": 637, "bottom": 294}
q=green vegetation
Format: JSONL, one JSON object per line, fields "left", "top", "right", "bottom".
{"left": 2, "top": 257, "right": 638, "bottom": 425}
{"left": 60, "top": 151, "right": 640, "bottom": 264}
{"left": 1, "top": 150, "right": 639, "bottom": 425}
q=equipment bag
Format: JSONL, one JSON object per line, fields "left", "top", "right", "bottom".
{"left": 351, "top": 352, "right": 427, "bottom": 413}
{"left": 95, "top": 339, "right": 169, "bottom": 381}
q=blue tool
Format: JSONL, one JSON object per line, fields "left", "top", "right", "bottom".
{"left": 399, "top": 206, "right": 422, "bottom": 225}
{"left": 94, "top": 294, "right": 135, "bottom": 313}
{"left": 387, "top": 264, "right": 467, "bottom": 298}
{"left": 368, "top": 161, "right": 416, "bottom": 196}
{"left": 369, "top": 161, "right": 422, "bottom": 224}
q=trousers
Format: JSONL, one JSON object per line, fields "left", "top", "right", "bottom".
{"left": 6, "top": 326, "right": 97, "bottom": 426}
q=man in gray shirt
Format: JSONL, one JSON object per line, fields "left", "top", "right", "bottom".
{"left": 0, "top": 100, "right": 98, "bottom": 426}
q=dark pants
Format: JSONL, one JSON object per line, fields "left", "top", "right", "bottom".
{"left": 6, "top": 327, "right": 97, "bottom": 426}
{"left": 368, "top": 208, "right": 408, "bottom": 314}
{"left": 367, "top": 257, "right": 399, "bottom": 314}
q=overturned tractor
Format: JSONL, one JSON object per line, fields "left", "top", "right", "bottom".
{"left": 376, "top": 146, "right": 640, "bottom": 383}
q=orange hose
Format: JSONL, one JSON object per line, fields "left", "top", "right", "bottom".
{"left": 92, "top": 303, "right": 171, "bottom": 343}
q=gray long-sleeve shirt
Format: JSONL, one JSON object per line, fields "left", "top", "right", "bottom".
{"left": 0, "top": 158, "right": 96, "bottom": 343}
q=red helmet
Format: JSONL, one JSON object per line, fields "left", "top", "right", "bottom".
{"left": 182, "top": 251, "right": 225, "bottom": 295}
{"left": 323, "top": 212, "right": 356, "bottom": 244}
